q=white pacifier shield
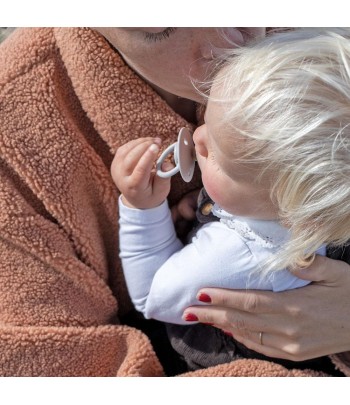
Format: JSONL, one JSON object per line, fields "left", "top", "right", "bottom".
{"left": 156, "top": 127, "right": 196, "bottom": 183}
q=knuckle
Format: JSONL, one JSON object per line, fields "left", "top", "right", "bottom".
{"left": 218, "top": 294, "right": 232, "bottom": 308}
{"left": 286, "top": 303, "right": 302, "bottom": 320}
{"left": 234, "top": 315, "right": 247, "bottom": 331}
{"left": 223, "top": 309, "right": 235, "bottom": 325}
{"left": 201, "top": 313, "right": 214, "bottom": 324}
{"left": 210, "top": 309, "right": 231, "bottom": 329}
{"left": 240, "top": 328, "right": 253, "bottom": 340}
{"left": 209, "top": 290, "right": 231, "bottom": 308}
{"left": 123, "top": 154, "right": 134, "bottom": 168}
{"left": 242, "top": 294, "right": 259, "bottom": 313}
{"left": 284, "top": 344, "right": 305, "bottom": 361}
{"left": 285, "top": 325, "right": 301, "bottom": 340}
{"left": 195, "top": 310, "right": 215, "bottom": 325}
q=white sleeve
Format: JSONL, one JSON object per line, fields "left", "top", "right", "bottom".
{"left": 119, "top": 197, "right": 312, "bottom": 325}
{"left": 118, "top": 197, "right": 183, "bottom": 315}
{"left": 118, "top": 197, "right": 260, "bottom": 324}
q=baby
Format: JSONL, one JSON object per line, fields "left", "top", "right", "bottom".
{"left": 111, "top": 28, "right": 350, "bottom": 369}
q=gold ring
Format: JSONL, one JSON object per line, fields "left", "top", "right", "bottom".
{"left": 259, "top": 332, "right": 263, "bottom": 346}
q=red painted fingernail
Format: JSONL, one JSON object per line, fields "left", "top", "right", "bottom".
{"left": 184, "top": 313, "right": 199, "bottom": 322}
{"left": 197, "top": 293, "right": 212, "bottom": 303}
{"left": 223, "top": 331, "right": 233, "bottom": 337}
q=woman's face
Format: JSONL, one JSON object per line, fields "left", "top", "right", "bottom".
{"left": 94, "top": 28, "right": 266, "bottom": 102}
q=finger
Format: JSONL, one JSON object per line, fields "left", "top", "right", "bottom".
{"left": 130, "top": 143, "right": 160, "bottom": 188}
{"left": 182, "top": 305, "right": 273, "bottom": 334}
{"left": 113, "top": 138, "right": 152, "bottom": 178}
{"left": 116, "top": 137, "right": 161, "bottom": 159}
{"left": 182, "top": 305, "right": 298, "bottom": 358}
{"left": 123, "top": 139, "right": 158, "bottom": 175}
{"left": 195, "top": 288, "right": 278, "bottom": 314}
{"left": 228, "top": 329, "right": 301, "bottom": 361}
{"left": 289, "top": 254, "right": 349, "bottom": 284}
{"left": 152, "top": 161, "right": 173, "bottom": 195}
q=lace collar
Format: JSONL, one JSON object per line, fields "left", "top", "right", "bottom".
{"left": 211, "top": 204, "right": 289, "bottom": 249}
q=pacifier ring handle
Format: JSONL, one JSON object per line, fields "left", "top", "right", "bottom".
{"left": 156, "top": 143, "right": 179, "bottom": 178}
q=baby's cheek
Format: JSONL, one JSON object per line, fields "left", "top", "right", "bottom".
{"left": 202, "top": 172, "right": 221, "bottom": 203}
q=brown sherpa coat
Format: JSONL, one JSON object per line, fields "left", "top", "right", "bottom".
{"left": 0, "top": 27, "right": 347, "bottom": 377}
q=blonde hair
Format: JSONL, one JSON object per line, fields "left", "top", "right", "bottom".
{"left": 210, "top": 28, "right": 350, "bottom": 271}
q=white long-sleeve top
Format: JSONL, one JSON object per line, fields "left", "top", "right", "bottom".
{"left": 119, "top": 197, "right": 326, "bottom": 325}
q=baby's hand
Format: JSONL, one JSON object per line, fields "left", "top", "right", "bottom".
{"left": 111, "top": 137, "right": 173, "bottom": 209}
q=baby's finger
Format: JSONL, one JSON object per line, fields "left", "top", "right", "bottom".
{"left": 123, "top": 139, "right": 159, "bottom": 175}
{"left": 152, "top": 161, "right": 173, "bottom": 194}
{"left": 116, "top": 137, "right": 153, "bottom": 159}
{"left": 117, "top": 137, "right": 160, "bottom": 158}
{"left": 116, "top": 137, "right": 161, "bottom": 168}
{"left": 113, "top": 138, "right": 151, "bottom": 176}
{"left": 130, "top": 143, "right": 160, "bottom": 187}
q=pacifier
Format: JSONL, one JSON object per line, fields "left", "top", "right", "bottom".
{"left": 156, "top": 127, "right": 196, "bottom": 183}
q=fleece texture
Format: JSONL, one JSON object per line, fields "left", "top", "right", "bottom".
{"left": 0, "top": 27, "right": 345, "bottom": 376}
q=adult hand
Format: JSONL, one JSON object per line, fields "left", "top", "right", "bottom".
{"left": 183, "top": 255, "right": 350, "bottom": 361}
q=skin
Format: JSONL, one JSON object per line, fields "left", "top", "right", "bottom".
{"left": 184, "top": 256, "right": 350, "bottom": 361}
{"left": 193, "top": 84, "right": 277, "bottom": 220}
{"left": 111, "top": 137, "right": 171, "bottom": 209}
{"left": 112, "top": 82, "right": 276, "bottom": 216}
{"left": 184, "top": 75, "right": 350, "bottom": 362}
{"left": 103, "top": 27, "right": 350, "bottom": 364}
{"left": 95, "top": 28, "right": 265, "bottom": 121}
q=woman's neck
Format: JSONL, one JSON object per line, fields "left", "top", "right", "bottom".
{"left": 112, "top": 45, "right": 198, "bottom": 123}
{"left": 147, "top": 83, "right": 198, "bottom": 124}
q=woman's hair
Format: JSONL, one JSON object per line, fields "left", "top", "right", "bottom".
{"left": 210, "top": 27, "right": 350, "bottom": 271}
{"left": 0, "top": 28, "right": 16, "bottom": 44}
